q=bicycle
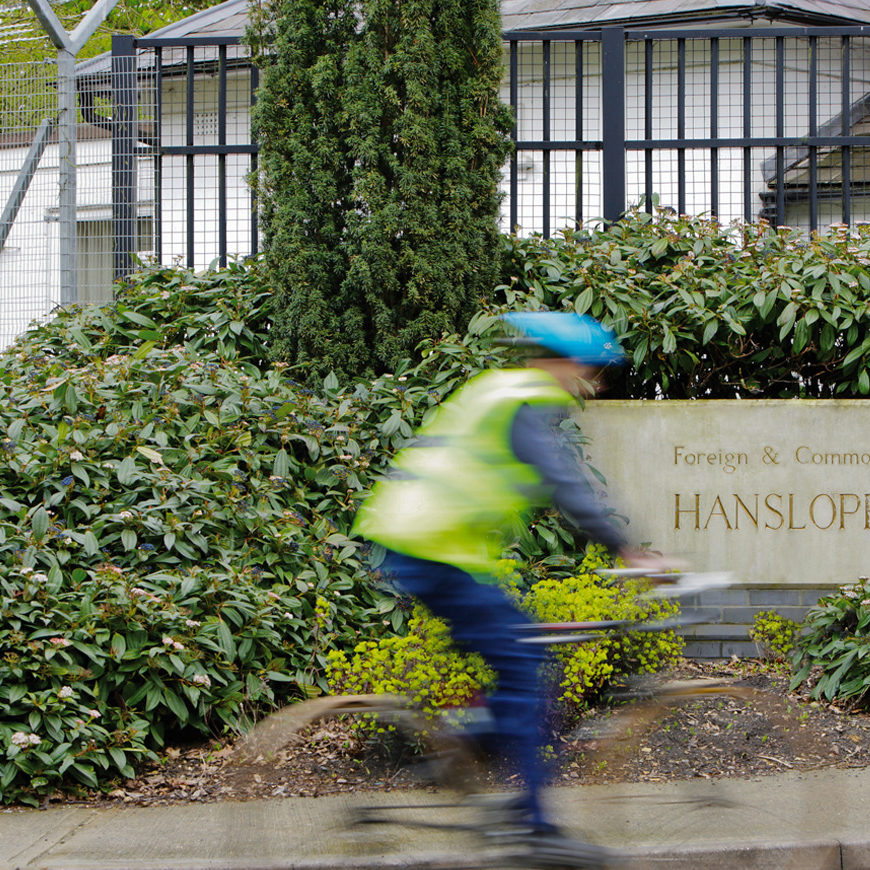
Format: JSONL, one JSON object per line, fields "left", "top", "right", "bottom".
{"left": 231, "top": 572, "right": 752, "bottom": 869}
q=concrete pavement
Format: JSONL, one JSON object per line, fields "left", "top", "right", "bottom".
{"left": 4, "top": 766, "right": 870, "bottom": 869}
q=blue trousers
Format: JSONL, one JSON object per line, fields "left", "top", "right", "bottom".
{"left": 384, "top": 551, "right": 548, "bottom": 825}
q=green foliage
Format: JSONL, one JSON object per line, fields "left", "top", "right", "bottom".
{"left": 327, "top": 548, "right": 683, "bottom": 728}
{"left": 520, "top": 547, "right": 684, "bottom": 714}
{"left": 749, "top": 610, "right": 800, "bottom": 663}
{"left": 0, "top": 259, "right": 603, "bottom": 803}
{"left": 791, "top": 580, "right": 870, "bottom": 706}
{"left": 249, "top": 0, "right": 364, "bottom": 382}
{"left": 253, "top": 0, "right": 512, "bottom": 382}
{"left": 0, "top": 563, "right": 300, "bottom": 803}
{"left": 0, "top": 259, "right": 408, "bottom": 803}
{"left": 500, "top": 212, "right": 870, "bottom": 398}
{"left": 0, "top": 0, "right": 219, "bottom": 62}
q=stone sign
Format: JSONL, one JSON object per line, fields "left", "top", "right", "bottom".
{"left": 578, "top": 400, "right": 870, "bottom": 585}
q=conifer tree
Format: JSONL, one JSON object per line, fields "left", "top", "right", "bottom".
{"left": 254, "top": 0, "right": 512, "bottom": 381}
{"left": 252, "top": 0, "right": 371, "bottom": 378}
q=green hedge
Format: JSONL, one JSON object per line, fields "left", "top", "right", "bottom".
{"left": 252, "top": 0, "right": 512, "bottom": 382}
{"left": 0, "top": 260, "right": 408, "bottom": 803}
{"left": 0, "top": 258, "right": 594, "bottom": 804}
{"left": 792, "top": 581, "right": 870, "bottom": 705}
{"left": 500, "top": 212, "right": 870, "bottom": 399}
{"left": 10, "top": 211, "right": 860, "bottom": 801}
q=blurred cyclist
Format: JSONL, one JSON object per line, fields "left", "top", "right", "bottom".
{"left": 354, "top": 312, "right": 666, "bottom": 866}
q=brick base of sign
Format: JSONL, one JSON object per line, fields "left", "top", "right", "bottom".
{"left": 678, "top": 585, "right": 836, "bottom": 659}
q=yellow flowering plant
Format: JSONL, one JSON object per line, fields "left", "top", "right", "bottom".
{"left": 327, "top": 546, "right": 684, "bottom": 733}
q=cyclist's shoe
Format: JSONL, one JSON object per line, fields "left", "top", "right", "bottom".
{"left": 470, "top": 798, "right": 617, "bottom": 868}
{"left": 510, "top": 825, "right": 616, "bottom": 868}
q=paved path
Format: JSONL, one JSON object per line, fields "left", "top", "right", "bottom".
{"left": 4, "top": 767, "right": 870, "bottom": 869}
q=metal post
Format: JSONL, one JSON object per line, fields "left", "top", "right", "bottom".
{"left": 57, "top": 48, "right": 77, "bottom": 304}
{"left": 842, "top": 35, "right": 851, "bottom": 226}
{"left": 155, "top": 46, "right": 164, "bottom": 262}
{"left": 542, "top": 40, "right": 550, "bottom": 238}
{"left": 575, "top": 39, "right": 583, "bottom": 226}
{"left": 809, "top": 36, "right": 818, "bottom": 233}
{"left": 743, "top": 37, "right": 752, "bottom": 222}
{"left": 112, "top": 35, "right": 137, "bottom": 282}
{"left": 644, "top": 38, "right": 653, "bottom": 213}
{"left": 509, "top": 40, "right": 518, "bottom": 232}
{"left": 250, "top": 62, "right": 259, "bottom": 256}
{"left": 601, "top": 28, "right": 625, "bottom": 224}
{"left": 774, "top": 36, "right": 785, "bottom": 227}
{"left": 678, "top": 38, "right": 686, "bottom": 215}
{"left": 186, "top": 46, "right": 195, "bottom": 268}
{"left": 710, "top": 37, "right": 719, "bottom": 218}
{"left": 218, "top": 44, "right": 227, "bottom": 267}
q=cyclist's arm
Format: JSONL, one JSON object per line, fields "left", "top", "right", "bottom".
{"left": 510, "top": 403, "right": 627, "bottom": 554}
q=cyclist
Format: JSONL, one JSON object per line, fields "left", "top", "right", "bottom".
{"left": 354, "top": 312, "right": 668, "bottom": 865}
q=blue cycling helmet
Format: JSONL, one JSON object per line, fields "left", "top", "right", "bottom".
{"left": 500, "top": 311, "right": 625, "bottom": 366}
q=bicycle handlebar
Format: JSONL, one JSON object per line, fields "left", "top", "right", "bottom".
{"left": 509, "top": 570, "right": 733, "bottom": 645}
{"left": 514, "top": 613, "right": 708, "bottom": 645}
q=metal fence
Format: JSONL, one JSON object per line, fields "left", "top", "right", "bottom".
{"left": 94, "top": 35, "right": 259, "bottom": 280}
{"left": 4, "top": 25, "right": 870, "bottom": 349}
{"left": 503, "top": 26, "right": 870, "bottom": 236}
{"left": 0, "top": 35, "right": 259, "bottom": 349}
{"left": 0, "top": 59, "right": 59, "bottom": 344}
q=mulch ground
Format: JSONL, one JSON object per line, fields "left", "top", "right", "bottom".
{"left": 31, "top": 658, "right": 870, "bottom": 809}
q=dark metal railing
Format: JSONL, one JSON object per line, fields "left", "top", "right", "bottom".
{"left": 108, "top": 25, "right": 870, "bottom": 269}
{"left": 504, "top": 26, "right": 870, "bottom": 235}
{"left": 111, "top": 34, "right": 258, "bottom": 280}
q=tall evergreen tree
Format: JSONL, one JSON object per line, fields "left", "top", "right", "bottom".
{"left": 254, "top": 0, "right": 512, "bottom": 381}
{"left": 252, "top": 0, "right": 371, "bottom": 379}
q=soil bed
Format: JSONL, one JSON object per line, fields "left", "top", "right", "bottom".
{"left": 34, "top": 659, "right": 870, "bottom": 808}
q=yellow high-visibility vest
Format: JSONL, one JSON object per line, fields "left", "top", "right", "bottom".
{"left": 354, "top": 368, "right": 574, "bottom": 575}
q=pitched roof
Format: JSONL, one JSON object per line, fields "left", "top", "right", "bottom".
{"left": 74, "top": 0, "right": 870, "bottom": 80}
{"left": 501, "top": 0, "right": 870, "bottom": 31}
{"left": 135, "top": 0, "right": 250, "bottom": 38}
{"left": 142, "top": 0, "right": 870, "bottom": 35}
{"left": 761, "top": 91, "right": 870, "bottom": 191}
{"left": 74, "top": 0, "right": 870, "bottom": 50}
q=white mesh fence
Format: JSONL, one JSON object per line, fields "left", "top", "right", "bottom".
{"left": 0, "top": 41, "right": 258, "bottom": 350}
{"left": 0, "top": 59, "right": 58, "bottom": 346}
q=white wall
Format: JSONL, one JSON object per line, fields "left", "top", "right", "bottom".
{"left": 0, "top": 135, "right": 127, "bottom": 344}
